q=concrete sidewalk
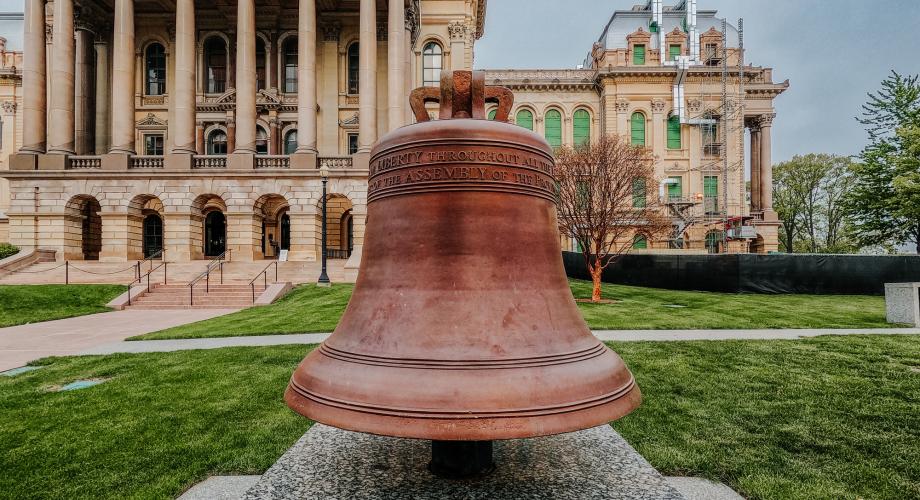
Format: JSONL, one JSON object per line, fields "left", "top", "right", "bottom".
{"left": 78, "top": 327, "right": 920, "bottom": 357}
{"left": 0, "top": 309, "right": 239, "bottom": 371}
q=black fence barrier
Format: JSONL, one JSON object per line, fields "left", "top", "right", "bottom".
{"left": 561, "top": 252, "right": 920, "bottom": 295}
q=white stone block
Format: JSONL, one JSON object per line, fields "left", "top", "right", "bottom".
{"left": 885, "top": 283, "right": 920, "bottom": 326}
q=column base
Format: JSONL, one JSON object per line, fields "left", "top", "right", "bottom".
{"left": 9, "top": 153, "right": 39, "bottom": 170}
{"left": 101, "top": 154, "right": 130, "bottom": 170}
{"left": 228, "top": 153, "right": 255, "bottom": 170}
{"left": 38, "top": 154, "right": 69, "bottom": 170}
{"left": 290, "top": 151, "right": 317, "bottom": 170}
{"left": 352, "top": 151, "right": 370, "bottom": 170}
{"left": 164, "top": 153, "right": 194, "bottom": 170}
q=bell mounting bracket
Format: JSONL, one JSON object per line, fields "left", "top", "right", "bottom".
{"left": 410, "top": 70, "right": 513, "bottom": 122}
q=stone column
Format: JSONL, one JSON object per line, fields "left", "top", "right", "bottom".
{"left": 357, "top": 0, "right": 377, "bottom": 154}
{"left": 267, "top": 32, "right": 276, "bottom": 90}
{"left": 110, "top": 0, "right": 136, "bottom": 154}
{"left": 48, "top": 0, "right": 75, "bottom": 154}
{"left": 650, "top": 98, "right": 666, "bottom": 161}
{"left": 233, "top": 0, "right": 257, "bottom": 154}
{"left": 269, "top": 117, "right": 279, "bottom": 155}
{"left": 296, "top": 0, "right": 317, "bottom": 154}
{"left": 74, "top": 27, "right": 93, "bottom": 155}
{"left": 319, "top": 22, "right": 340, "bottom": 155}
{"left": 749, "top": 123, "right": 761, "bottom": 212}
{"left": 172, "top": 0, "right": 197, "bottom": 153}
{"left": 21, "top": 0, "right": 46, "bottom": 154}
{"left": 94, "top": 36, "right": 110, "bottom": 154}
{"left": 195, "top": 121, "right": 205, "bottom": 154}
{"left": 404, "top": 6, "right": 413, "bottom": 124}
{"left": 759, "top": 114, "right": 774, "bottom": 215}
{"left": 447, "top": 21, "right": 466, "bottom": 71}
{"left": 387, "top": 0, "right": 404, "bottom": 132}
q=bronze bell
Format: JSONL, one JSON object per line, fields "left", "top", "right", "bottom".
{"left": 285, "top": 70, "right": 640, "bottom": 475}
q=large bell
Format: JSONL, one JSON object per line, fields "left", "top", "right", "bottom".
{"left": 286, "top": 71, "right": 640, "bottom": 450}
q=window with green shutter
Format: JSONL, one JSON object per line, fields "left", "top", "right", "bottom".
{"left": 487, "top": 109, "right": 497, "bottom": 121}
{"left": 632, "top": 178, "right": 646, "bottom": 208}
{"left": 667, "top": 176, "right": 682, "bottom": 200}
{"left": 669, "top": 44, "right": 681, "bottom": 61}
{"left": 632, "top": 235, "right": 648, "bottom": 249}
{"left": 630, "top": 112, "right": 646, "bottom": 146}
{"left": 544, "top": 109, "right": 562, "bottom": 148}
{"left": 667, "top": 115, "right": 681, "bottom": 149}
{"left": 704, "top": 175, "right": 719, "bottom": 213}
{"left": 633, "top": 44, "right": 646, "bottom": 65}
{"left": 573, "top": 109, "right": 590, "bottom": 146}
{"left": 516, "top": 109, "right": 533, "bottom": 130}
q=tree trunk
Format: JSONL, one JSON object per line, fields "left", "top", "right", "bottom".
{"left": 590, "top": 259, "right": 603, "bottom": 302}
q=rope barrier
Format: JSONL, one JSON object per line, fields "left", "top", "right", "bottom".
{"left": 2, "top": 263, "right": 67, "bottom": 274}
{"left": 67, "top": 263, "right": 141, "bottom": 275}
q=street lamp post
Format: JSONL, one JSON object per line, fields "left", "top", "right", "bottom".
{"left": 317, "top": 165, "right": 331, "bottom": 286}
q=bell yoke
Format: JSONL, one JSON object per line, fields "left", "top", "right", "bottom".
{"left": 285, "top": 69, "right": 641, "bottom": 475}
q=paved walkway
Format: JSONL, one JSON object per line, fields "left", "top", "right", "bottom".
{"left": 79, "top": 327, "right": 920, "bottom": 356}
{"left": 0, "top": 309, "right": 238, "bottom": 371}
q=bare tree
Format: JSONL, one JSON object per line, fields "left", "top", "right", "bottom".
{"left": 556, "top": 135, "right": 671, "bottom": 302}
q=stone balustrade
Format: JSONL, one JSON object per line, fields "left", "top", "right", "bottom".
{"left": 130, "top": 156, "right": 165, "bottom": 169}
{"left": 193, "top": 155, "right": 228, "bottom": 169}
{"left": 69, "top": 156, "right": 102, "bottom": 169}
{"left": 254, "top": 155, "right": 290, "bottom": 169}
{"left": 318, "top": 156, "right": 354, "bottom": 169}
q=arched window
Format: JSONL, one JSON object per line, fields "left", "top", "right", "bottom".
{"left": 422, "top": 42, "right": 442, "bottom": 87}
{"left": 207, "top": 130, "right": 227, "bottom": 155}
{"left": 487, "top": 109, "right": 497, "bottom": 121}
{"left": 204, "top": 37, "right": 227, "bottom": 93}
{"left": 145, "top": 43, "right": 166, "bottom": 95}
{"left": 544, "top": 109, "right": 562, "bottom": 149}
{"left": 632, "top": 234, "right": 648, "bottom": 249}
{"left": 630, "top": 112, "right": 646, "bottom": 146}
{"left": 347, "top": 42, "right": 359, "bottom": 94}
{"left": 516, "top": 109, "right": 533, "bottom": 131}
{"left": 255, "top": 127, "right": 268, "bottom": 154}
{"left": 256, "top": 37, "right": 266, "bottom": 90}
{"left": 573, "top": 109, "right": 590, "bottom": 146}
{"left": 284, "top": 130, "right": 297, "bottom": 155}
{"left": 283, "top": 37, "right": 298, "bottom": 93}
{"left": 667, "top": 114, "right": 682, "bottom": 149}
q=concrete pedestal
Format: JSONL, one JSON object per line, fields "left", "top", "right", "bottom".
{"left": 885, "top": 282, "right": 920, "bottom": 326}
{"left": 242, "top": 424, "right": 685, "bottom": 499}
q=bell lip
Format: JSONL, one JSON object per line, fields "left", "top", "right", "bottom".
{"left": 284, "top": 382, "right": 641, "bottom": 441}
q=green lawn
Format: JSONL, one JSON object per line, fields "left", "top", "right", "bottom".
{"left": 0, "top": 285, "right": 126, "bottom": 328}
{"left": 134, "top": 280, "right": 893, "bottom": 340}
{"left": 1, "top": 335, "right": 917, "bottom": 499}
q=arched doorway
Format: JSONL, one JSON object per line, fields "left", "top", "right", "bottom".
{"left": 254, "top": 194, "right": 291, "bottom": 259}
{"left": 143, "top": 214, "right": 163, "bottom": 258}
{"left": 204, "top": 211, "right": 226, "bottom": 256}
{"left": 316, "top": 194, "right": 354, "bottom": 259}
{"left": 65, "top": 195, "right": 102, "bottom": 260}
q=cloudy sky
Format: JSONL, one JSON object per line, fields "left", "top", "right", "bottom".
{"left": 475, "top": 0, "right": 920, "bottom": 164}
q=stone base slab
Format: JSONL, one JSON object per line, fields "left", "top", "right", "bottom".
{"left": 243, "top": 424, "right": 685, "bottom": 499}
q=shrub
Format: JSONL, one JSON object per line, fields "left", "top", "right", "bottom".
{"left": 0, "top": 243, "right": 19, "bottom": 260}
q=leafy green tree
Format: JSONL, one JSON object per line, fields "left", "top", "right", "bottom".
{"left": 847, "top": 71, "right": 920, "bottom": 252}
{"left": 773, "top": 154, "right": 857, "bottom": 253}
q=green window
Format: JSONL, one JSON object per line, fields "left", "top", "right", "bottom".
{"left": 705, "top": 231, "right": 722, "bottom": 253}
{"left": 544, "top": 109, "right": 562, "bottom": 148}
{"left": 516, "top": 109, "right": 533, "bottom": 130}
{"left": 632, "top": 178, "right": 646, "bottom": 208}
{"left": 487, "top": 109, "right": 497, "bottom": 121}
{"left": 632, "top": 235, "right": 648, "bottom": 249}
{"left": 633, "top": 44, "right": 646, "bottom": 65}
{"left": 667, "top": 115, "right": 682, "bottom": 149}
{"left": 573, "top": 109, "right": 590, "bottom": 146}
{"left": 649, "top": 21, "right": 659, "bottom": 33}
{"left": 667, "top": 176, "right": 682, "bottom": 200}
{"left": 704, "top": 175, "right": 719, "bottom": 213}
{"left": 630, "top": 112, "right": 646, "bottom": 146}
{"left": 669, "top": 44, "right": 681, "bottom": 61}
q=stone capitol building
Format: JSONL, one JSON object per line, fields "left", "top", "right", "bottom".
{"left": 0, "top": 0, "right": 786, "bottom": 265}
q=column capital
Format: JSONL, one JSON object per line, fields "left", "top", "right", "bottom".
{"left": 758, "top": 113, "right": 775, "bottom": 127}
{"left": 651, "top": 98, "right": 666, "bottom": 114}
{"left": 447, "top": 20, "right": 468, "bottom": 41}
{"left": 615, "top": 98, "right": 630, "bottom": 113}
{"left": 320, "top": 21, "right": 340, "bottom": 42}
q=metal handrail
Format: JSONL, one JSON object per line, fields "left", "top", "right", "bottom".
{"left": 127, "top": 261, "right": 167, "bottom": 306}
{"left": 135, "top": 249, "right": 164, "bottom": 281}
{"left": 248, "top": 261, "right": 278, "bottom": 302}
{"left": 188, "top": 250, "right": 230, "bottom": 306}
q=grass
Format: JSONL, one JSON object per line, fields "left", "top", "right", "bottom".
{"left": 1, "top": 335, "right": 917, "bottom": 499}
{"left": 134, "top": 280, "right": 893, "bottom": 340}
{"left": 0, "top": 285, "right": 126, "bottom": 328}
{"left": 611, "top": 335, "right": 920, "bottom": 500}
{"left": 131, "top": 284, "right": 352, "bottom": 340}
